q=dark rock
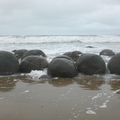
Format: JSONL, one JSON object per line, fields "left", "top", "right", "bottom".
{"left": 63, "top": 51, "right": 82, "bottom": 61}
{"left": 12, "top": 50, "right": 17, "bottom": 52}
{"left": 99, "top": 49, "right": 115, "bottom": 56}
{"left": 86, "top": 46, "right": 94, "bottom": 48}
{"left": 107, "top": 53, "right": 120, "bottom": 74}
{"left": 13, "top": 49, "right": 28, "bottom": 59}
{"left": 0, "top": 51, "right": 19, "bottom": 75}
{"left": 22, "top": 49, "right": 46, "bottom": 59}
{"left": 47, "top": 56, "right": 78, "bottom": 78}
{"left": 55, "top": 55, "right": 74, "bottom": 62}
{"left": 39, "top": 75, "right": 51, "bottom": 80}
{"left": 76, "top": 53, "right": 106, "bottom": 75}
{"left": 20, "top": 56, "right": 48, "bottom": 73}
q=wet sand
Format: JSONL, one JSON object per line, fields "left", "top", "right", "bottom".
{"left": 0, "top": 74, "right": 120, "bottom": 120}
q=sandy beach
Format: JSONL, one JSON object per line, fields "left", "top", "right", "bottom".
{"left": 0, "top": 74, "right": 119, "bottom": 120}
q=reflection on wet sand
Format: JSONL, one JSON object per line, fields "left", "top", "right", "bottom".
{"left": 75, "top": 75, "right": 105, "bottom": 90}
{"left": 48, "top": 76, "right": 105, "bottom": 90}
{"left": 0, "top": 76, "right": 17, "bottom": 92}
{"left": 109, "top": 80, "right": 120, "bottom": 94}
{"left": 48, "top": 78, "right": 74, "bottom": 87}
{"left": 0, "top": 74, "right": 120, "bottom": 120}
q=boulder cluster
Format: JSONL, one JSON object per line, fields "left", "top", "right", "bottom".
{"left": 0, "top": 49, "right": 119, "bottom": 78}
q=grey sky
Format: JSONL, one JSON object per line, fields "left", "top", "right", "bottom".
{"left": 0, "top": 0, "right": 120, "bottom": 35}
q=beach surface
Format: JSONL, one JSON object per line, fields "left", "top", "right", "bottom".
{"left": 0, "top": 74, "right": 120, "bottom": 120}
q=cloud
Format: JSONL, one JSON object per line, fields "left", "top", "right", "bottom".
{"left": 0, "top": 0, "right": 120, "bottom": 35}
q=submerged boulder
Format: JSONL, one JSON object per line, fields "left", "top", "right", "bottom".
{"left": 0, "top": 51, "right": 19, "bottom": 75}
{"left": 99, "top": 49, "right": 115, "bottom": 56}
{"left": 76, "top": 53, "right": 106, "bottom": 75}
{"left": 47, "top": 56, "right": 78, "bottom": 78}
{"left": 63, "top": 51, "right": 82, "bottom": 61}
{"left": 107, "top": 53, "right": 120, "bottom": 74}
{"left": 86, "top": 46, "right": 94, "bottom": 48}
{"left": 13, "top": 49, "right": 28, "bottom": 59}
{"left": 39, "top": 75, "right": 51, "bottom": 80}
{"left": 20, "top": 56, "right": 48, "bottom": 73}
{"left": 22, "top": 49, "right": 46, "bottom": 59}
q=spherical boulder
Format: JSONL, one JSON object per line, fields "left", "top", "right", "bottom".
{"left": 22, "top": 49, "right": 46, "bottom": 59}
{"left": 47, "top": 56, "right": 78, "bottom": 78}
{"left": 20, "top": 56, "right": 48, "bottom": 73}
{"left": 63, "top": 51, "right": 82, "bottom": 61}
{"left": 13, "top": 49, "right": 28, "bottom": 59}
{"left": 39, "top": 75, "right": 51, "bottom": 80}
{"left": 0, "top": 51, "right": 19, "bottom": 75}
{"left": 86, "top": 46, "right": 94, "bottom": 48}
{"left": 55, "top": 55, "right": 74, "bottom": 62}
{"left": 107, "top": 53, "right": 120, "bottom": 74}
{"left": 99, "top": 49, "right": 115, "bottom": 56}
{"left": 76, "top": 53, "right": 106, "bottom": 75}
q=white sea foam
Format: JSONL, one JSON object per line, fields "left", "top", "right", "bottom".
{"left": 113, "top": 89, "right": 120, "bottom": 94}
{"left": 86, "top": 110, "right": 96, "bottom": 115}
{"left": 0, "top": 35, "right": 120, "bottom": 54}
{"left": 22, "top": 90, "right": 29, "bottom": 94}
{"left": 99, "top": 100, "right": 109, "bottom": 108}
{"left": 27, "top": 70, "right": 47, "bottom": 79}
{"left": 92, "top": 93, "right": 103, "bottom": 100}
{"left": 99, "top": 104, "right": 107, "bottom": 108}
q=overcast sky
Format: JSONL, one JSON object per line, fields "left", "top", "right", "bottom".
{"left": 0, "top": 0, "right": 120, "bottom": 35}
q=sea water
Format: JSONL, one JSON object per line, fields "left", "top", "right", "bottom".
{"left": 0, "top": 35, "right": 120, "bottom": 57}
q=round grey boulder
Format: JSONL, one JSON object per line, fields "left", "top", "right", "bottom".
{"left": 55, "top": 55, "right": 74, "bottom": 62}
{"left": 39, "top": 75, "right": 51, "bottom": 80}
{"left": 86, "top": 46, "right": 94, "bottom": 48}
{"left": 22, "top": 49, "right": 46, "bottom": 59}
{"left": 107, "top": 53, "right": 120, "bottom": 74}
{"left": 0, "top": 51, "right": 19, "bottom": 75}
{"left": 63, "top": 51, "right": 82, "bottom": 61}
{"left": 13, "top": 49, "right": 28, "bottom": 59}
{"left": 99, "top": 49, "right": 115, "bottom": 56}
{"left": 47, "top": 56, "right": 78, "bottom": 78}
{"left": 20, "top": 56, "right": 48, "bottom": 73}
{"left": 76, "top": 53, "right": 106, "bottom": 75}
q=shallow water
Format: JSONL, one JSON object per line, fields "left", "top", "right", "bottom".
{"left": 0, "top": 74, "right": 120, "bottom": 120}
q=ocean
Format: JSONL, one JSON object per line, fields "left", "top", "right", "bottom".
{"left": 0, "top": 35, "right": 120, "bottom": 61}
{"left": 0, "top": 35, "right": 120, "bottom": 120}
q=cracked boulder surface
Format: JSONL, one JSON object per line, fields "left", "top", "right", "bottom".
{"left": 20, "top": 55, "right": 48, "bottom": 73}
{"left": 0, "top": 51, "right": 19, "bottom": 75}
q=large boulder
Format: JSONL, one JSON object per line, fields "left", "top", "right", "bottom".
{"left": 76, "top": 53, "right": 106, "bottom": 75}
{"left": 99, "top": 49, "right": 115, "bottom": 56}
{"left": 63, "top": 51, "right": 82, "bottom": 61}
{"left": 13, "top": 49, "right": 28, "bottom": 59}
{"left": 20, "top": 56, "right": 48, "bottom": 73}
{"left": 107, "top": 53, "right": 120, "bottom": 74}
{"left": 22, "top": 49, "right": 46, "bottom": 59}
{"left": 0, "top": 51, "right": 19, "bottom": 75}
{"left": 47, "top": 56, "right": 78, "bottom": 78}
{"left": 55, "top": 55, "right": 74, "bottom": 62}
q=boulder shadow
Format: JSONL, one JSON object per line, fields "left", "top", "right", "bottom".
{"left": 109, "top": 80, "right": 120, "bottom": 94}
{"left": 0, "top": 76, "right": 17, "bottom": 92}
